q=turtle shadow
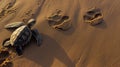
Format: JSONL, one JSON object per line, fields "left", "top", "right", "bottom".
{"left": 23, "top": 34, "right": 75, "bottom": 67}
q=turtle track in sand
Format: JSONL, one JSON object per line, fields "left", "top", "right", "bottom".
{"left": 0, "top": 51, "right": 9, "bottom": 60}
{"left": 21, "top": 9, "right": 35, "bottom": 23}
{"left": 0, "top": 50, "right": 13, "bottom": 67}
{"left": 0, "top": 0, "right": 17, "bottom": 20}
{"left": 1, "top": 61, "right": 13, "bottom": 67}
{"left": 21, "top": 0, "right": 44, "bottom": 23}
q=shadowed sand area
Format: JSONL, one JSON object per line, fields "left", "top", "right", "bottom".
{"left": 1, "top": 0, "right": 120, "bottom": 67}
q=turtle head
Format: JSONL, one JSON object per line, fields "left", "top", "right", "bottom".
{"left": 27, "top": 19, "right": 36, "bottom": 28}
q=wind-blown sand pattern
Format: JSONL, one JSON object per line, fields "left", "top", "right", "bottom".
{"left": 0, "top": 0, "right": 120, "bottom": 67}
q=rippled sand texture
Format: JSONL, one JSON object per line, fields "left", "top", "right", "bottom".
{"left": 0, "top": 0, "right": 120, "bottom": 67}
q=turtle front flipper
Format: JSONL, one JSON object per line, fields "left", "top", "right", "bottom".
{"left": 15, "top": 46, "right": 23, "bottom": 56}
{"left": 4, "top": 22, "right": 24, "bottom": 29}
{"left": 32, "top": 29, "right": 42, "bottom": 46}
{"left": 2, "top": 38, "right": 11, "bottom": 47}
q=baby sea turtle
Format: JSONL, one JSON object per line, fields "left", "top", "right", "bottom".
{"left": 2, "top": 19, "right": 42, "bottom": 56}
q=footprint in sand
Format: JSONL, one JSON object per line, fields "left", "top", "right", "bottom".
{"left": 83, "top": 8, "right": 103, "bottom": 26}
{"left": 47, "top": 9, "right": 72, "bottom": 31}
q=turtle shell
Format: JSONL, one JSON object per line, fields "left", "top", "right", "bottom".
{"left": 10, "top": 25, "right": 32, "bottom": 46}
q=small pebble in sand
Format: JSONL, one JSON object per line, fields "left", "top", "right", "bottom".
{"left": 47, "top": 9, "right": 72, "bottom": 31}
{"left": 83, "top": 8, "right": 103, "bottom": 26}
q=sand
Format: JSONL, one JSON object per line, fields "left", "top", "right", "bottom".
{"left": 0, "top": 0, "right": 120, "bottom": 67}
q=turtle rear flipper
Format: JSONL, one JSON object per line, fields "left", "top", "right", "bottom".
{"left": 2, "top": 38, "right": 11, "bottom": 47}
{"left": 32, "top": 29, "right": 42, "bottom": 46}
{"left": 15, "top": 46, "right": 23, "bottom": 56}
{"left": 4, "top": 22, "right": 24, "bottom": 29}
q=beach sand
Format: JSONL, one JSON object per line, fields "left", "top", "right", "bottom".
{"left": 0, "top": 0, "right": 120, "bottom": 67}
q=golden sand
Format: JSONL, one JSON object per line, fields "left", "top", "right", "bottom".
{"left": 0, "top": 0, "right": 120, "bottom": 67}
